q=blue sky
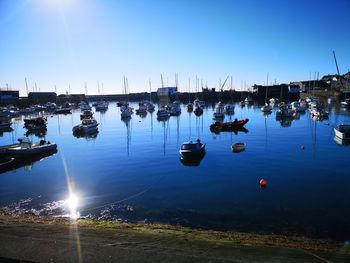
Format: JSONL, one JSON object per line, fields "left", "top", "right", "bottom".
{"left": 0, "top": 0, "right": 349, "bottom": 96}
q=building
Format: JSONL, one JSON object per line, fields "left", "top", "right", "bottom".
{"left": 28, "top": 92, "right": 57, "bottom": 103}
{"left": 57, "top": 94, "right": 86, "bottom": 103}
{"left": 0, "top": 89, "right": 19, "bottom": 104}
{"left": 252, "top": 83, "right": 300, "bottom": 100}
{"left": 157, "top": 87, "right": 178, "bottom": 97}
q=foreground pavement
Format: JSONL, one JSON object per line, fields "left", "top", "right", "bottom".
{"left": 0, "top": 214, "right": 349, "bottom": 262}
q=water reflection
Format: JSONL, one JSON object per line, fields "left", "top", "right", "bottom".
{"left": 25, "top": 129, "right": 47, "bottom": 138}
{"left": 180, "top": 151, "right": 206, "bottom": 167}
{"left": 334, "top": 136, "right": 350, "bottom": 146}
{"left": 73, "top": 128, "right": 99, "bottom": 140}
{"left": 121, "top": 117, "right": 132, "bottom": 156}
{"left": 0, "top": 149, "right": 58, "bottom": 174}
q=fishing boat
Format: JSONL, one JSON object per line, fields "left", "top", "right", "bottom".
{"left": 1, "top": 138, "right": 57, "bottom": 157}
{"left": 231, "top": 142, "right": 246, "bottom": 153}
{"left": 210, "top": 118, "right": 249, "bottom": 132}
{"left": 95, "top": 101, "right": 108, "bottom": 111}
{"left": 334, "top": 124, "right": 350, "bottom": 140}
{"left": 72, "top": 118, "right": 99, "bottom": 134}
{"left": 179, "top": 139, "right": 206, "bottom": 158}
{"left": 194, "top": 106, "right": 203, "bottom": 116}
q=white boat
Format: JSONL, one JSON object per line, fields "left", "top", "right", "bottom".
{"left": 72, "top": 118, "right": 99, "bottom": 134}
{"left": 213, "top": 102, "right": 225, "bottom": 119}
{"left": 121, "top": 104, "right": 133, "bottom": 118}
{"left": 334, "top": 124, "right": 350, "bottom": 140}
{"left": 136, "top": 104, "right": 147, "bottom": 115}
{"left": 157, "top": 106, "right": 170, "bottom": 118}
{"left": 224, "top": 104, "right": 235, "bottom": 114}
{"left": 95, "top": 101, "right": 108, "bottom": 111}
{"left": 291, "top": 101, "right": 306, "bottom": 113}
{"left": 179, "top": 139, "right": 205, "bottom": 158}
{"left": 261, "top": 104, "right": 272, "bottom": 113}
{"left": 1, "top": 137, "right": 57, "bottom": 157}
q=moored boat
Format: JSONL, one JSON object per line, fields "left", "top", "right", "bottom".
{"left": 73, "top": 118, "right": 99, "bottom": 134}
{"left": 231, "top": 142, "right": 246, "bottom": 153}
{"left": 1, "top": 138, "right": 57, "bottom": 157}
{"left": 179, "top": 139, "right": 206, "bottom": 158}
{"left": 334, "top": 124, "right": 350, "bottom": 140}
{"left": 210, "top": 118, "right": 249, "bottom": 132}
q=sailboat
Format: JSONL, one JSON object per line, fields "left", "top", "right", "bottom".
{"left": 224, "top": 76, "right": 235, "bottom": 114}
{"left": 120, "top": 76, "right": 133, "bottom": 119}
{"left": 261, "top": 73, "right": 272, "bottom": 113}
{"left": 187, "top": 79, "right": 193, "bottom": 112}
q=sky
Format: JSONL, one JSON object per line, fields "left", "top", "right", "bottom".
{"left": 0, "top": 0, "right": 349, "bottom": 96}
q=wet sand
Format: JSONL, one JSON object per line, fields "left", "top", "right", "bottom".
{"left": 0, "top": 210, "right": 349, "bottom": 262}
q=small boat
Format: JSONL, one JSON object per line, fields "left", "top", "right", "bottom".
{"left": 1, "top": 138, "right": 57, "bottom": 157}
{"left": 187, "top": 103, "right": 193, "bottom": 112}
{"left": 80, "top": 110, "right": 94, "bottom": 120}
{"left": 194, "top": 106, "right": 203, "bottom": 116}
{"left": 261, "top": 104, "right": 272, "bottom": 113}
{"left": 179, "top": 139, "right": 206, "bottom": 158}
{"left": 0, "top": 119, "right": 12, "bottom": 129}
{"left": 73, "top": 118, "right": 99, "bottom": 134}
{"left": 95, "top": 101, "right": 108, "bottom": 111}
{"left": 231, "top": 142, "right": 246, "bottom": 153}
{"left": 54, "top": 107, "right": 71, "bottom": 114}
{"left": 224, "top": 104, "right": 235, "bottom": 114}
{"left": 334, "top": 124, "right": 350, "bottom": 140}
{"left": 136, "top": 104, "right": 147, "bottom": 115}
{"left": 210, "top": 118, "right": 249, "bottom": 132}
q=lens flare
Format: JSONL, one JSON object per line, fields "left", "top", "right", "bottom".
{"left": 66, "top": 193, "right": 79, "bottom": 219}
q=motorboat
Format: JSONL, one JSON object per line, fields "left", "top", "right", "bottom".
{"left": 54, "top": 107, "right": 71, "bottom": 114}
{"left": 276, "top": 108, "right": 295, "bottom": 118}
{"left": 194, "top": 106, "right": 203, "bottom": 116}
{"left": 80, "top": 110, "right": 94, "bottom": 120}
{"left": 340, "top": 99, "right": 350, "bottom": 107}
{"left": 24, "top": 116, "right": 47, "bottom": 125}
{"left": 210, "top": 118, "right": 249, "bottom": 132}
{"left": 231, "top": 142, "right": 246, "bottom": 153}
{"left": 157, "top": 106, "right": 170, "bottom": 118}
{"left": 224, "top": 104, "right": 235, "bottom": 114}
{"left": 0, "top": 157, "right": 15, "bottom": 173}
{"left": 213, "top": 102, "right": 225, "bottom": 119}
{"left": 121, "top": 104, "right": 133, "bottom": 119}
{"left": 187, "top": 103, "right": 193, "bottom": 112}
{"left": 261, "top": 104, "right": 272, "bottom": 113}
{"left": 334, "top": 124, "right": 350, "bottom": 140}
{"left": 310, "top": 109, "right": 328, "bottom": 119}
{"left": 244, "top": 97, "right": 254, "bottom": 104}
{"left": 136, "top": 103, "right": 147, "bottom": 115}
{"left": 179, "top": 139, "right": 206, "bottom": 158}
{"left": 95, "top": 101, "right": 108, "bottom": 111}
{"left": 72, "top": 118, "right": 99, "bottom": 134}
{"left": 0, "top": 137, "right": 57, "bottom": 157}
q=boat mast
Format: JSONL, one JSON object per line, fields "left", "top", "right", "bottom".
{"left": 265, "top": 72, "right": 269, "bottom": 104}
{"left": 333, "top": 50, "right": 344, "bottom": 90}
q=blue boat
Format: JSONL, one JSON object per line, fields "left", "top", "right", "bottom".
{"left": 179, "top": 139, "right": 206, "bottom": 158}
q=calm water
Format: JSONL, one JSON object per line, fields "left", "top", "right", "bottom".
{"left": 1, "top": 102, "right": 350, "bottom": 241}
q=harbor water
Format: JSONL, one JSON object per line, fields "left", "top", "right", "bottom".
{"left": 1, "top": 102, "right": 350, "bottom": 241}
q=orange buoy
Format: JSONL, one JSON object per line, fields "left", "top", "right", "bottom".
{"left": 260, "top": 179, "right": 267, "bottom": 187}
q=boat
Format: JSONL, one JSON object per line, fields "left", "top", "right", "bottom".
{"left": 179, "top": 139, "right": 206, "bottom": 158}
{"left": 157, "top": 106, "right": 170, "bottom": 118}
{"left": 310, "top": 109, "right": 328, "bottom": 119}
{"left": 231, "top": 142, "right": 246, "bottom": 153}
{"left": 80, "top": 110, "right": 94, "bottom": 120}
{"left": 72, "top": 118, "right": 99, "bottom": 134}
{"left": 0, "top": 157, "right": 15, "bottom": 173}
{"left": 340, "top": 99, "right": 350, "bottom": 107}
{"left": 1, "top": 138, "right": 57, "bottom": 157}
{"left": 224, "top": 104, "right": 235, "bottom": 114}
{"left": 24, "top": 116, "right": 47, "bottom": 125}
{"left": 261, "top": 104, "right": 272, "bottom": 113}
{"left": 136, "top": 103, "right": 147, "bottom": 115}
{"left": 244, "top": 96, "right": 254, "bottom": 104}
{"left": 276, "top": 108, "right": 295, "bottom": 118}
{"left": 187, "top": 103, "right": 193, "bottom": 112}
{"left": 213, "top": 102, "right": 225, "bottom": 119}
{"left": 95, "top": 101, "right": 108, "bottom": 111}
{"left": 210, "top": 118, "right": 249, "bottom": 132}
{"left": 54, "top": 107, "right": 71, "bottom": 114}
{"left": 334, "top": 124, "right": 350, "bottom": 140}
{"left": 0, "top": 118, "right": 12, "bottom": 129}
{"left": 194, "top": 106, "right": 203, "bottom": 116}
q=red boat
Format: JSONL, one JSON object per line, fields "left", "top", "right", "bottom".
{"left": 210, "top": 118, "right": 249, "bottom": 132}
